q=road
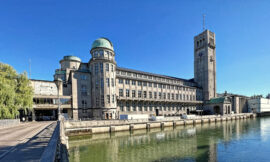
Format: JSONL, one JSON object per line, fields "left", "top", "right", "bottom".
{"left": 0, "top": 121, "right": 55, "bottom": 161}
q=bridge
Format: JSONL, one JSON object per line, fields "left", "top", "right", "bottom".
{"left": 0, "top": 120, "right": 67, "bottom": 162}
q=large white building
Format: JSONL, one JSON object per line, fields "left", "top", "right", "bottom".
{"left": 31, "top": 29, "right": 218, "bottom": 120}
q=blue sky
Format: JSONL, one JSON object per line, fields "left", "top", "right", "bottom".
{"left": 0, "top": 0, "right": 270, "bottom": 97}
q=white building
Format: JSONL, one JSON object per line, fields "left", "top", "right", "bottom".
{"left": 248, "top": 98, "right": 270, "bottom": 113}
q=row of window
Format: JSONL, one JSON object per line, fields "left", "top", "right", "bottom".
{"left": 94, "top": 78, "right": 115, "bottom": 89}
{"left": 119, "top": 89, "right": 196, "bottom": 101}
{"left": 95, "top": 94, "right": 115, "bottom": 107}
{"left": 117, "top": 70, "right": 195, "bottom": 87}
{"left": 118, "top": 79, "right": 195, "bottom": 92}
{"left": 93, "top": 50, "right": 113, "bottom": 59}
{"left": 118, "top": 102, "right": 196, "bottom": 112}
{"left": 93, "top": 63, "right": 115, "bottom": 74}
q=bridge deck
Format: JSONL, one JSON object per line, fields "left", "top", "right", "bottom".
{"left": 0, "top": 121, "right": 56, "bottom": 162}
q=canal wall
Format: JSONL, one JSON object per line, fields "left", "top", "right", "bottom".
{"left": 65, "top": 113, "right": 256, "bottom": 136}
{"left": 0, "top": 119, "right": 20, "bottom": 129}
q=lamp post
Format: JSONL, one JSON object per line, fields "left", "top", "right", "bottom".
{"left": 55, "top": 78, "right": 62, "bottom": 120}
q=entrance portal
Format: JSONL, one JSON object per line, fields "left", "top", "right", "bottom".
{"left": 214, "top": 106, "right": 221, "bottom": 114}
{"left": 35, "top": 109, "right": 57, "bottom": 121}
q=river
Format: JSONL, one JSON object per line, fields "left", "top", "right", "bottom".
{"left": 68, "top": 117, "right": 270, "bottom": 162}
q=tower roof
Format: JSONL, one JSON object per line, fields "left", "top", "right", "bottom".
{"left": 62, "top": 55, "right": 81, "bottom": 62}
{"left": 91, "top": 38, "right": 114, "bottom": 51}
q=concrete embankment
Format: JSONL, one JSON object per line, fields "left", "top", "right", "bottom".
{"left": 65, "top": 113, "right": 256, "bottom": 136}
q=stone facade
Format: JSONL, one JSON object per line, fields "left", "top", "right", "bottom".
{"left": 32, "top": 30, "right": 219, "bottom": 120}
{"left": 194, "top": 30, "right": 217, "bottom": 101}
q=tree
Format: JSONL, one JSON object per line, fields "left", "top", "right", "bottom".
{"left": 0, "top": 63, "right": 33, "bottom": 119}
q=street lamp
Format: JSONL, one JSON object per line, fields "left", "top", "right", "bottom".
{"left": 54, "top": 78, "right": 62, "bottom": 120}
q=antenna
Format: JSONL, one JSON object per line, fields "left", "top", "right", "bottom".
{"left": 29, "top": 58, "right": 31, "bottom": 79}
{"left": 203, "top": 14, "right": 206, "bottom": 31}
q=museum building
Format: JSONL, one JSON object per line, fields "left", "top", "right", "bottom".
{"left": 31, "top": 29, "right": 220, "bottom": 120}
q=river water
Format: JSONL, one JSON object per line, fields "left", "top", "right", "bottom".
{"left": 68, "top": 117, "right": 270, "bottom": 162}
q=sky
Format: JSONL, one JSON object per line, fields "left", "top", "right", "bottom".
{"left": 0, "top": 0, "right": 270, "bottom": 97}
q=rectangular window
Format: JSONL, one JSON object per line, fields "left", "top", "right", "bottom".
{"left": 168, "top": 93, "right": 170, "bottom": 100}
{"left": 81, "top": 100, "right": 87, "bottom": 107}
{"left": 167, "top": 85, "right": 170, "bottom": 89}
{"left": 126, "top": 102, "right": 130, "bottom": 111}
{"left": 119, "top": 89, "right": 123, "bottom": 97}
{"left": 149, "top": 92, "right": 152, "bottom": 98}
{"left": 125, "top": 79, "right": 130, "bottom": 85}
{"left": 94, "top": 63, "right": 98, "bottom": 74}
{"left": 111, "top": 64, "right": 114, "bottom": 72}
{"left": 138, "top": 81, "right": 142, "bottom": 86}
{"left": 96, "top": 97, "right": 99, "bottom": 106}
{"left": 106, "top": 78, "right": 110, "bottom": 87}
{"left": 180, "top": 94, "right": 182, "bottom": 100}
{"left": 144, "top": 105, "right": 147, "bottom": 111}
{"left": 132, "top": 80, "right": 136, "bottom": 85}
{"left": 163, "top": 84, "right": 166, "bottom": 89}
{"left": 111, "top": 78, "right": 114, "bottom": 87}
{"left": 132, "top": 90, "right": 136, "bottom": 97}
{"left": 80, "top": 75, "right": 87, "bottom": 80}
{"left": 119, "top": 79, "right": 123, "bottom": 84}
{"left": 120, "top": 102, "right": 124, "bottom": 111}
{"left": 106, "top": 63, "right": 109, "bottom": 71}
{"left": 163, "top": 93, "right": 166, "bottom": 99}
{"left": 138, "top": 103, "right": 142, "bottom": 111}
{"left": 143, "top": 82, "right": 147, "bottom": 86}
{"left": 126, "top": 89, "right": 130, "bottom": 97}
{"left": 112, "top": 95, "right": 115, "bottom": 103}
{"left": 158, "top": 84, "right": 162, "bottom": 88}
{"left": 81, "top": 85, "right": 87, "bottom": 96}
{"left": 143, "top": 91, "right": 147, "bottom": 98}
{"left": 95, "top": 80, "right": 99, "bottom": 89}
{"left": 132, "top": 103, "right": 136, "bottom": 111}
{"left": 176, "top": 94, "right": 179, "bottom": 100}
{"left": 100, "top": 63, "right": 103, "bottom": 73}
{"left": 101, "top": 95, "right": 104, "bottom": 107}
{"left": 159, "top": 92, "right": 162, "bottom": 99}
{"left": 154, "top": 83, "right": 157, "bottom": 88}
{"left": 154, "top": 92, "right": 157, "bottom": 99}
{"left": 138, "top": 91, "right": 142, "bottom": 98}
{"left": 172, "top": 94, "right": 174, "bottom": 100}
{"left": 107, "top": 95, "right": 110, "bottom": 103}
{"left": 148, "top": 82, "right": 152, "bottom": 87}
{"left": 100, "top": 78, "right": 104, "bottom": 89}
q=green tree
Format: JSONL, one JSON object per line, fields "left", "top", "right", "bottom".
{"left": 0, "top": 63, "right": 33, "bottom": 119}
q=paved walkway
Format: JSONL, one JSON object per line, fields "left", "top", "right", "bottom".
{"left": 0, "top": 121, "right": 56, "bottom": 162}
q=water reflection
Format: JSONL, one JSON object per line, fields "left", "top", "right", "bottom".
{"left": 69, "top": 117, "right": 270, "bottom": 162}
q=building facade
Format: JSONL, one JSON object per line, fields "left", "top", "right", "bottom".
{"left": 31, "top": 30, "right": 218, "bottom": 120}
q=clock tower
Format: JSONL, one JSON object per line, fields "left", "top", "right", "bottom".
{"left": 194, "top": 30, "right": 216, "bottom": 101}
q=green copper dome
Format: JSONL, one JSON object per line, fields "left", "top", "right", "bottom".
{"left": 91, "top": 38, "right": 114, "bottom": 51}
{"left": 63, "top": 55, "right": 81, "bottom": 62}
